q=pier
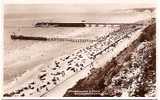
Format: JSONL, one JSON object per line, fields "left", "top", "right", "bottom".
{"left": 10, "top": 35, "right": 96, "bottom": 43}
{"left": 34, "top": 22, "right": 143, "bottom": 27}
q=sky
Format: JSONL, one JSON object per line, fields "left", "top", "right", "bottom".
{"left": 4, "top": 0, "right": 156, "bottom": 14}
{"left": 4, "top": 0, "right": 156, "bottom": 5}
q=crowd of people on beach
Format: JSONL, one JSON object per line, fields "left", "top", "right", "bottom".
{"left": 3, "top": 24, "right": 143, "bottom": 97}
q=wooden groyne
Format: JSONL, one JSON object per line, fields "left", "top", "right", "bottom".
{"left": 10, "top": 35, "right": 96, "bottom": 43}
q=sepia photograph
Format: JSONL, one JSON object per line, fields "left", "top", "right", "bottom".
{"left": 3, "top": 0, "right": 156, "bottom": 98}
